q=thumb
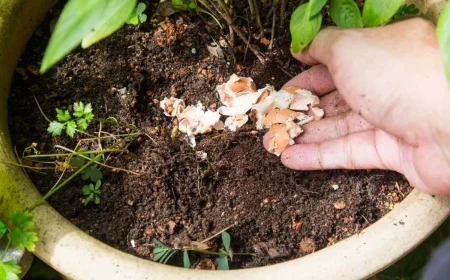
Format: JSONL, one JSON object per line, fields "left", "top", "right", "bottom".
{"left": 291, "top": 26, "right": 346, "bottom": 66}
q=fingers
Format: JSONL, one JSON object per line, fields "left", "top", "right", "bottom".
{"left": 281, "top": 131, "right": 390, "bottom": 171}
{"left": 283, "top": 65, "right": 336, "bottom": 96}
{"left": 295, "top": 111, "right": 373, "bottom": 144}
{"left": 291, "top": 26, "right": 344, "bottom": 66}
{"left": 318, "top": 90, "right": 350, "bottom": 117}
{"left": 291, "top": 45, "right": 320, "bottom": 66}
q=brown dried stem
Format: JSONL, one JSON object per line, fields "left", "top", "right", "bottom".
{"left": 279, "top": 0, "right": 288, "bottom": 31}
{"left": 269, "top": 1, "right": 279, "bottom": 50}
{"left": 252, "top": 0, "right": 265, "bottom": 38}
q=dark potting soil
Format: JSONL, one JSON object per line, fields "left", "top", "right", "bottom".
{"left": 8, "top": 1, "right": 411, "bottom": 269}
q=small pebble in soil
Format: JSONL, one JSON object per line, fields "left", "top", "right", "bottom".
{"left": 191, "top": 48, "right": 197, "bottom": 54}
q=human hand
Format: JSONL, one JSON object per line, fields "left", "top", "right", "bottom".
{"left": 264, "top": 18, "right": 450, "bottom": 195}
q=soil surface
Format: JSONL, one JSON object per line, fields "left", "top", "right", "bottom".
{"left": 8, "top": 0, "right": 411, "bottom": 269}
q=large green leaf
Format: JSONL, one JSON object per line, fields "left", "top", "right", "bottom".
{"left": 82, "top": 0, "right": 137, "bottom": 48}
{"left": 362, "top": 0, "right": 404, "bottom": 27}
{"left": 330, "top": 0, "right": 362, "bottom": 28}
{"left": 290, "top": 3, "right": 323, "bottom": 53}
{"left": 40, "top": 0, "right": 108, "bottom": 73}
{"left": 7, "top": 211, "right": 38, "bottom": 252}
{"left": 437, "top": 1, "right": 450, "bottom": 82}
{"left": 0, "top": 260, "right": 21, "bottom": 280}
{"left": 308, "top": 0, "right": 328, "bottom": 18}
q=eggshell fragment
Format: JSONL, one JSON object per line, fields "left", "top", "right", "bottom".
{"left": 218, "top": 89, "right": 264, "bottom": 116}
{"left": 216, "top": 74, "right": 257, "bottom": 107}
{"left": 160, "top": 97, "right": 185, "bottom": 117}
{"left": 311, "top": 107, "right": 325, "bottom": 121}
{"left": 287, "top": 87, "right": 320, "bottom": 111}
{"left": 267, "top": 121, "right": 303, "bottom": 156}
{"left": 263, "top": 108, "right": 301, "bottom": 128}
{"left": 224, "top": 114, "right": 249, "bottom": 131}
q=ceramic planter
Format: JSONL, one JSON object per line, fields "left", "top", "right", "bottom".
{"left": 0, "top": 0, "right": 449, "bottom": 279}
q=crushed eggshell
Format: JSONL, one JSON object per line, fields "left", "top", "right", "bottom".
{"left": 160, "top": 97, "right": 185, "bottom": 117}
{"left": 159, "top": 74, "right": 323, "bottom": 154}
{"left": 225, "top": 114, "right": 249, "bottom": 131}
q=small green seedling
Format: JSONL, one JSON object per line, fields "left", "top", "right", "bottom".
{"left": 48, "top": 102, "right": 94, "bottom": 138}
{"left": 393, "top": 4, "right": 420, "bottom": 19}
{"left": 82, "top": 181, "right": 102, "bottom": 206}
{"left": 70, "top": 149, "right": 103, "bottom": 183}
{"left": 152, "top": 231, "right": 235, "bottom": 270}
{"left": 127, "top": 2, "right": 147, "bottom": 25}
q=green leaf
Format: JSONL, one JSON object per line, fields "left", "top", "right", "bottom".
{"left": 136, "top": 2, "right": 146, "bottom": 14}
{"left": 290, "top": 3, "right": 323, "bottom": 53}
{"left": 73, "top": 102, "right": 85, "bottom": 117}
{"left": 66, "top": 121, "right": 77, "bottom": 138}
{"left": 76, "top": 119, "right": 88, "bottom": 131}
{"left": 82, "top": 0, "right": 137, "bottom": 48}
{"left": 362, "top": 0, "right": 404, "bottom": 27}
{"left": 216, "top": 256, "right": 229, "bottom": 270}
{"left": 0, "top": 260, "right": 21, "bottom": 280}
{"left": 0, "top": 221, "right": 7, "bottom": 239}
{"left": 154, "top": 250, "right": 170, "bottom": 262}
{"left": 139, "top": 14, "right": 148, "bottom": 23}
{"left": 47, "top": 121, "right": 65, "bottom": 136}
{"left": 82, "top": 185, "right": 91, "bottom": 195}
{"left": 7, "top": 211, "right": 38, "bottom": 252}
{"left": 83, "top": 194, "right": 93, "bottom": 206}
{"left": 330, "top": 0, "right": 362, "bottom": 28}
{"left": 56, "top": 109, "right": 71, "bottom": 122}
{"left": 437, "top": 1, "right": 450, "bottom": 82}
{"left": 222, "top": 232, "right": 231, "bottom": 253}
{"left": 393, "top": 4, "right": 420, "bottom": 19}
{"left": 83, "top": 166, "right": 103, "bottom": 182}
{"left": 94, "top": 195, "right": 101, "bottom": 204}
{"left": 95, "top": 180, "right": 102, "bottom": 190}
{"left": 308, "top": 0, "right": 328, "bottom": 18}
{"left": 40, "top": 0, "right": 108, "bottom": 73}
{"left": 163, "top": 250, "right": 177, "bottom": 264}
{"left": 183, "top": 250, "right": 190, "bottom": 268}
{"left": 70, "top": 156, "right": 86, "bottom": 168}
{"left": 129, "top": 16, "right": 139, "bottom": 25}
{"left": 153, "top": 238, "right": 168, "bottom": 248}
{"left": 229, "top": 248, "right": 233, "bottom": 261}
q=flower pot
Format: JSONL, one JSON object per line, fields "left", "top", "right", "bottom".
{"left": 0, "top": 0, "right": 449, "bottom": 279}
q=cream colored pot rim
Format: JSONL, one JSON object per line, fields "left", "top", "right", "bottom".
{"left": 0, "top": 0, "right": 449, "bottom": 279}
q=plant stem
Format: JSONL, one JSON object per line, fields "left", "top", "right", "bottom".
{"left": 27, "top": 153, "right": 104, "bottom": 212}
{"left": 23, "top": 148, "right": 126, "bottom": 159}
{"left": 269, "top": 0, "right": 278, "bottom": 50}
{"left": 190, "top": 248, "right": 228, "bottom": 256}
{"left": 34, "top": 96, "right": 51, "bottom": 123}
{"left": 0, "top": 240, "right": 11, "bottom": 260}
{"left": 252, "top": 0, "right": 265, "bottom": 38}
{"left": 54, "top": 145, "right": 138, "bottom": 175}
{"left": 200, "top": 224, "right": 235, "bottom": 243}
{"left": 279, "top": 0, "right": 287, "bottom": 31}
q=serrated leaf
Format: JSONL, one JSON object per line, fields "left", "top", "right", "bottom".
{"left": 56, "top": 109, "right": 71, "bottom": 122}
{"left": 73, "top": 102, "right": 85, "bottom": 117}
{"left": 47, "top": 121, "right": 65, "bottom": 136}
{"left": 0, "top": 221, "right": 7, "bottom": 239}
{"left": 130, "top": 16, "right": 139, "bottom": 25}
{"left": 82, "top": 0, "right": 137, "bottom": 48}
{"left": 222, "top": 232, "right": 231, "bottom": 253}
{"left": 216, "top": 256, "right": 229, "bottom": 270}
{"left": 40, "top": 0, "right": 108, "bottom": 73}
{"left": 362, "top": 0, "right": 404, "bottom": 27}
{"left": 139, "top": 14, "right": 148, "bottom": 23}
{"left": 77, "top": 119, "right": 89, "bottom": 131}
{"left": 136, "top": 2, "right": 146, "bottom": 14}
{"left": 290, "top": 3, "right": 323, "bottom": 53}
{"left": 308, "top": 0, "right": 328, "bottom": 18}
{"left": 183, "top": 250, "right": 191, "bottom": 268}
{"left": 0, "top": 260, "right": 21, "bottom": 280}
{"left": 7, "top": 211, "right": 38, "bottom": 252}
{"left": 438, "top": 1, "right": 450, "bottom": 82}
{"left": 330, "top": 0, "right": 362, "bottom": 28}
{"left": 66, "top": 121, "right": 77, "bottom": 138}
